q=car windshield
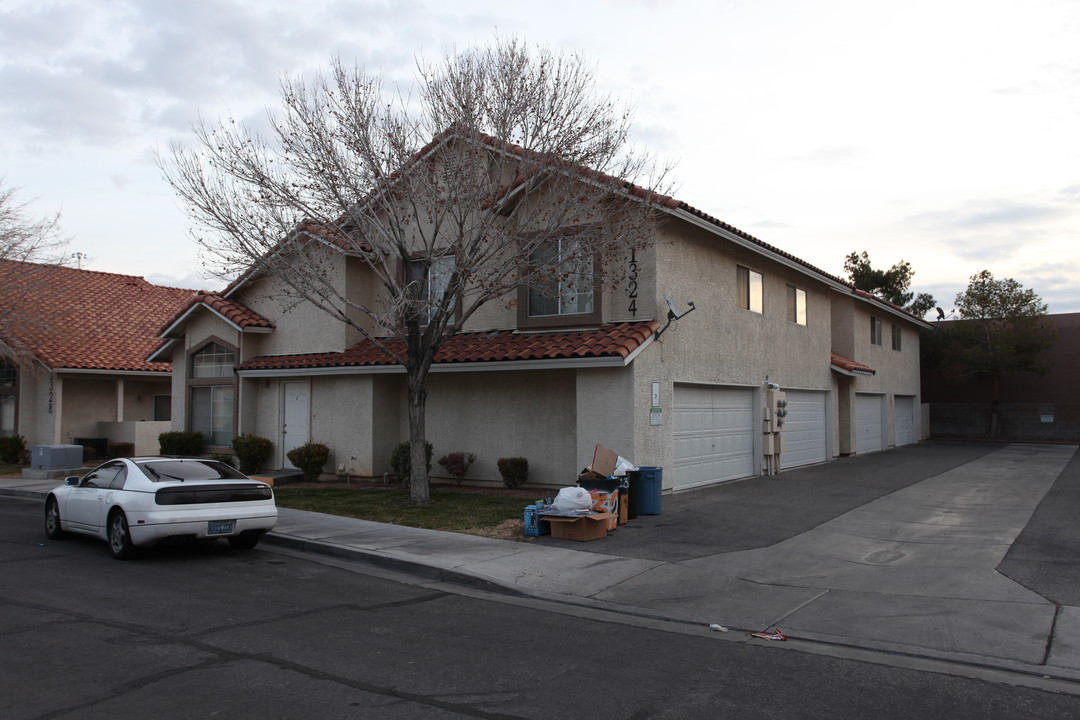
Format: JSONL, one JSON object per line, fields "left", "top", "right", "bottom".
{"left": 137, "top": 460, "right": 250, "bottom": 482}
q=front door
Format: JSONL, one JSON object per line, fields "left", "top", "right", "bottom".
{"left": 281, "top": 382, "right": 310, "bottom": 469}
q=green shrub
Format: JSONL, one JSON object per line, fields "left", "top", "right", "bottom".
{"left": 496, "top": 457, "right": 529, "bottom": 489}
{"left": 81, "top": 445, "right": 96, "bottom": 463}
{"left": 0, "top": 435, "right": 26, "bottom": 464}
{"left": 390, "top": 441, "right": 433, "bottom": 486}
{"left": 437, "top": 452, "right": 476, "bottom": 485}
{"left": 210, "top": 453, "right": 235, "bottom": 468}
{"left": 158, "top": 431, "right": 204, "bottom": 456}
{"left": 231, "top": 434, "right": 273, "bottom": 474}
{"left": 108, "top": 442, "right": 134, "bottom": 458}
{"left": 287, "top": 441, "right": 331, "bottom": 482}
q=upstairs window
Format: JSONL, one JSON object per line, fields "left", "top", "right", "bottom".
{"left": 410, "top": 255, "right": 456, "bottom": 325}
{"left": 892, "top": 324, "right": 902, "bottom": 351}
{"left": 737, "top": 266, "right": 763, "bottom": 314}
{"left": 527, "top": 238, "right": 594, "bottom": 318}
{"left": 870, "top": 316, "right": 883, "bottom": 346}
{"left": 786, "top": 285, "right": 807, "bottom": 325}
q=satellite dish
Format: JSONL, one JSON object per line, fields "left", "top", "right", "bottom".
{"left": 936, "top": 307, "right": 945, "bottom": 320}
{"left": 654, "top": 295, "right": 697, "bottom": 339}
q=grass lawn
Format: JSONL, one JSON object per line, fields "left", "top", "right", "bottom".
{"left": 273, "top": 486, "right": 534, "bottom": 540}
{"left": 0, "top": 464, "right": 22, "bottom": 477}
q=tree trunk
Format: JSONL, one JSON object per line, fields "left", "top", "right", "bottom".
{"left": 407, "top": 366, "right": 431, "bottom": 505}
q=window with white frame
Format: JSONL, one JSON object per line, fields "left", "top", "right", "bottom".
{"left": 787, "top": 284, "right": 806, "bottom": 325}
{"left": 737, "top": 266, "right": 763, "bottom": 314}
{"left": 188, "top": 342, "right": 235, "bottom": 447}
{"left": 870, "top": 316, "right": 883, "bottom": 346}
{"left": 410, "top": 254, "right": 456, "bottom": 325}
{"left": 527, "top": 238, "right": 594, "bottom": 318}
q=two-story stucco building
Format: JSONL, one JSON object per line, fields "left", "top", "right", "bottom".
{"left": 150, "top": 149, "right": 930, "bottom": 491}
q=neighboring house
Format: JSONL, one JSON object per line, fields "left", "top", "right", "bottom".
{"left": 922, "top": 312, "right": 1079, "bottom": 442}
{"left": 151, "top": 147, "right": 930, "bottom": 491}
{"left": 0, "top": 259, "right": 195, "bottom": 456}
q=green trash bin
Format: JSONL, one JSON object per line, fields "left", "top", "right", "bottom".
{"left": 637, "top": 466, "right": 662, "bottom": 515}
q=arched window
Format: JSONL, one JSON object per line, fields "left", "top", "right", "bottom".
{"left": 188, "top": 341, "right": 236, "bottom": 447}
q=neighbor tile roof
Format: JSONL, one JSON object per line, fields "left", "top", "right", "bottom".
{"left": 237, "top": 321, "right": 660, "bottom": 372}
{"left": 830, "top": 351, "right": 876, "bottom": 376}
{"left": 0, "top": 259, "right": 196, "bottom": 371}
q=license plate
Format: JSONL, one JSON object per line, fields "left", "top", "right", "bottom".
{"left": 207, "top": 520, "right": 235, "bottom": 535}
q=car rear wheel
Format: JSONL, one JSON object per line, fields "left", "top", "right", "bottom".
{"left": 228, "top": 530, "right": 264, "bottom": 550}
{"left": 45, "top": 497, "right": 66, "bottom": 540}
{"left": 108, "top": 511, "right": 137, "bottom": 560}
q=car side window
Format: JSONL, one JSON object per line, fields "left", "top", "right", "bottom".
{"left": 109, "top": 466, "right": 128, "bottom": 490}
{"left": 81, "top": 463, "right": 122, "bottom": 489}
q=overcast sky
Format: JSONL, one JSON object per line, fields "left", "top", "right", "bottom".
{"left": 2, "top": 0, "right": 1077, "bottom": 315}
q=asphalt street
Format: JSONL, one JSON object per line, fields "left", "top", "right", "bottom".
{"left": 2, "top": 496, "right": 1078, "bottom": 720}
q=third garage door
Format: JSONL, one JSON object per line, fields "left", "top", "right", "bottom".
{"left": 673, "top": 384, "right": 755, "bottom": 491}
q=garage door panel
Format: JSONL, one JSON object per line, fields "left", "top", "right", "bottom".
{"left": 895, "top": 395, "right": 915, "bottom": 446}
{"left": 781, "top": 390, "right": 828, "bottom": 468}
{"left": 674, "top": 385, "right": 755, "bottom": 490}
{"left": 855, "top": 393, "right": 884, "bottom": 454}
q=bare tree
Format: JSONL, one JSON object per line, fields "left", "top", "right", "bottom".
{"left": 160, "top": 39, "right": 673, "bottom": 503}
{"left": 0, "top": 179, "right": 67, "bottom": 264}
{"left": 0, "top": 180, "right": 69, "bottom": 368}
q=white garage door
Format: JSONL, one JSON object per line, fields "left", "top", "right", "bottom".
{"left": 781, "top": 390, "right": 828, "bottom": 468}
{"left": 855, "top": 393, "right": 884, "bottom": 454}
{"left": 674, "top": 385, "right": 755, "bottom": 490}
{"left": 894, "top": 395, "right": 916, "bottom": 447}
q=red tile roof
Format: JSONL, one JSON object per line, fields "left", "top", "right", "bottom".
{"left": 830, "top": 351, "right": 876, "bottom": 376}
{"left": 0, "top": 259, "right": 196, "bottom": 371}
{"left": 161, "top": 291, "right": 274, "bottom": 336}
{"left": 237, "top": 321, "right": 660, "bottom": 372}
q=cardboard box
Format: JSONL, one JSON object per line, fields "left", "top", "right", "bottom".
{"left": 591, "top": 444, "right": 619, "bottom": 477}
{"left": 544, "top": 513, "right": 612, "bottom": 541}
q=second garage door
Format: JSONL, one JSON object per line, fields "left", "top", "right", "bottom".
{"left": 673, "top": 384, "right": 755, "bottom": 491}
{"left": 781, "top": 390, "right": 829, "bottom": 468}
{"left": 855, "top": 393, "right": 885, "bottom": 454}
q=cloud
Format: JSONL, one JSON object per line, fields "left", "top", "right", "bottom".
{"left": 906, "top": 199, "right": 1069, "bottom": 233}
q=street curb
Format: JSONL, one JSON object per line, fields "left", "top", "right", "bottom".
{"left": 262, "top": 531, "right": 521, "bottom": 597}
{"left": 0, "top": 488, "right": 48, "bottom": 500}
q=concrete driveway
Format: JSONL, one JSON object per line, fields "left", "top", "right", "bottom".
{"left": 552, "top": 441, "right": 1080, "bottom": 672}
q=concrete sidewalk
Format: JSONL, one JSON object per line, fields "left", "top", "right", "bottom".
{"left": 4, "top": 442, "right": 1079, "bottom": 682}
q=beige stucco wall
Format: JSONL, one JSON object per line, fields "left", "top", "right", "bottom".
{"left": 15, "top": 370, "right": 56, "bottom": 446}
{"left": 629, "top": 218, "right": 839, "bottom": 485}
{"left": 59, "top": 378, "right": 117, "bottom": 442}
{"left": 97, "top": 420, "right": 171, "bottom": 455}
{"left": 419, "top": 369, "right": 580, "bottom": 486}
{"left": 834, "top": 297, "right": 925, "bottom": 451}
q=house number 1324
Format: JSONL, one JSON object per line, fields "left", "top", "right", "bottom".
{"left": 627, "top": 249, "right": 638, "bottom": 316}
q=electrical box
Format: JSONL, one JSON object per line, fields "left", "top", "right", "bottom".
{"left": 32, "top": 444, "right": 84, "bottom": 471}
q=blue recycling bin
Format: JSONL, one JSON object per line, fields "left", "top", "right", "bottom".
{"left": 637, "top": 466, "right": 662, "bottom": 515}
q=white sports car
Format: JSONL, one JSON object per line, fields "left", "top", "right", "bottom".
{"left": 44, "top": 457, "right": 278, "bottom": 559}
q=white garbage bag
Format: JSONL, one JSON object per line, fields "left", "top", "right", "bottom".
{"left": 552, "top": 486, "right": 593, "bottom": 512}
